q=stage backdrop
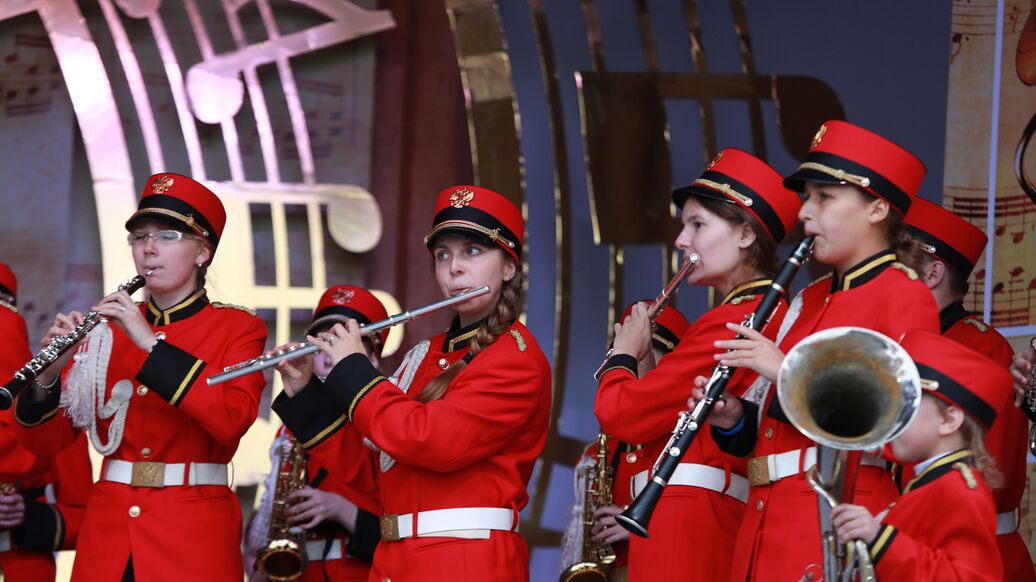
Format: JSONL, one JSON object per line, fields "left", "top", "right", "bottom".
{"left": 1, "top": 1, "right": 1034, "bottom": 580}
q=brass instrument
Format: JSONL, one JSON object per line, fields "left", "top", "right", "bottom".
{"left": 0, "top": 273, "right": 150, "bottom": 410}
{"left": 208, "top": 286, "right": 492, "bottom": 386}
{"left": 1024, "top": 338, "right": 1036, "bottom": 455}
{"left": 777, "top": 326, "right": 922, "bottom": 582}
{"left": 560, "top": 433, "right": 616, "bottom": 582}
{"left": 593, "top": 253, "right": 700, "bottom": 381}
{"left": 257, "top": 432, "right": 308, "bottom": 581}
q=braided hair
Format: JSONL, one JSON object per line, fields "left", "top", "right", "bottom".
{"left": 414, "top": 267, "right": 524, "bottom": 403}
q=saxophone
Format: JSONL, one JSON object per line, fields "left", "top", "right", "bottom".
{"left": 257, "top": 433, "right": 309, "bottom": 581}
{"left": 560, "top": 433, "right": 617, "bottom": 582}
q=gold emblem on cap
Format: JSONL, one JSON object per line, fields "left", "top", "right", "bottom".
{"left": 810, "top": 125, "right": 827, "bottom": 150}
{"left": 449, "top": 188, "right": 475, "bottom": 208}
{"left": 706, "top": 151, "right": 723, "bottom": 169}
{"left": 332, "top": 288, "right": 355, "bottom": 304}
{"left": 151, "top": 174, "right": 175, "bottom": 194}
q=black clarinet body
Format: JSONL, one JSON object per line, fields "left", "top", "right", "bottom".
{"left": 615, "top": 236, "right": 815, "bottom": 538}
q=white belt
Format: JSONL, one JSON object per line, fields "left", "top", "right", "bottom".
{"left": 0, "top": 530, "right": 10, "bottom": 553}
{"left": 103, "top": 459, "right": 229, "bottom": 488}
{"left": 631, "top": 464, "right": 749, "bottom": 503}
{"left": 747, "top": 447, "right": 885, "bottom": 487}
{"left": 996, "top": 509, "right": 1019, "bottom": 535}
{"left": 305, "top": 538, "right": 343, "bottom": 561}
{"left": 380, "top": 507, "right": 517, "bottom": 542}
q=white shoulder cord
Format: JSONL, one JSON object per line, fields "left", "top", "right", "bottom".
{"left": 741, "top": 289, "right": 805, "bottom": 426}
{"left": 559, "top": 453, "right": 593, "bottom": 570}
{"left": 60, "top": 322, "right": 132, "bottom": 456}
{"left": 363, "top": 340, "right": 430, "bottom": 472}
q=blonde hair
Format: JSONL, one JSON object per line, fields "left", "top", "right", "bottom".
{"left": 414, "top": 267, "right": 523, "bottom": 403}
{"left": 933, "top": 398, "right": 1002, "bottom": 490}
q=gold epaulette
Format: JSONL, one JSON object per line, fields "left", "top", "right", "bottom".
{"left": 0, "top": 299, "right": 17, "bottom": 314}
{"left": 890, "top": 262, "right": 919, "bottom": 280}
{"left": 953, "top": 462, "right": 977, "bottom": 490}
{"left": 508, "top": 329, "right": 527, "bottom": 352}
{"left": 211, "top": 301, "right": 257, "bottom": 316}
{"left": 729, "top": 294, "right": 758, "bottom": 306}
{"left": 962, "top": 318, "right": 989, "bottom": 333}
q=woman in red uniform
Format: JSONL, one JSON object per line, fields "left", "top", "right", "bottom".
{"left": 13, "top": 174, "right": 267, "bottom": 581}
{"left": 272, "top": 185, "right": 551, "bottom": 581}
{"left": 699, "top": 121, "right": 940, "bottom": 581}
{"left": 247, "top": 285, "right": 388, "bottom": 582}
{"left": 594, "top": 148, "right": 802, "bottom": 580}
{"left": 898, "top": 198, "right": 1035, "bottom": 581}
{"left": 561, "top": 303, "right": 690, "bottom": 580}
{"left": 832, "top": 331, "right": 1011, "bottom": 581}
{"left": 0, "top": 262, "right": 92, "bottom": 582}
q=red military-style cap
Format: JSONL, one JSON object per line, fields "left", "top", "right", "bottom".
{"left": 672, "top": 148, "right": 802, "bottom": 243}
{"left": 307, "top": 285, "right": 390, "bottom": 355}
{"left": 0, "top": 261, "right": 16, "bottom": 303}
{"left": 424, "top": 185, "right": 525, "bottom": 262}
{"left": 622, "top": 301, "right": 690, "bottom": 354}
{"left": 904, "top": 198, "right": 987, "bottom": 278}
{"left": 125, "top": 173, "right": 227, "bottom": 250}
{"left": 900, "top": 330, "right": 1013, "bottom": 429}
{"left": 784, "top": 120, "right": 926, "bottom": 216}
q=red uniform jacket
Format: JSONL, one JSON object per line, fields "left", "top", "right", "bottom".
{"left": 595, "top": 279, "right": 786, "bottom": 580}
{"left": 867, "top": 450, "right": 1002, "bottom": 581}
{"left": 0, "top": 303, "right": 92, "bottom": 581}
{"left": 940, "top": 301, "right": 1034, "bottom": 581}
{"left": 712, "top": 252, "right": 940, "bottom": 582}
{"left": 275, "top": 318, "right": 551, "bottom": 582}
{"left": 12, "top": 292, "right": 266, "bottom": 582}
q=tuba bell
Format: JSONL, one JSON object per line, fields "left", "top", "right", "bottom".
{"left": 777, "top": 327, "right": 921, "bottom": 582}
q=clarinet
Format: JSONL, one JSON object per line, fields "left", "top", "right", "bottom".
{"left": 0, "top": 274, "right": 149, "bottom": 410}
{"left": 615, "top": 235, "right": 815, "bottom": 538}
{"left": 1023, "top": 337, "right": 1036, "bottom": 453}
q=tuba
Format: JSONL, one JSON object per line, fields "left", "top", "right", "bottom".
{"left": 777, "top": 327, "right": 921, "bottom": 582}
{"left": 257, "top": 433, "right": 309, "bottom": 581}
{"left": 560, "top": 433, "right": 617, "bottom": 582}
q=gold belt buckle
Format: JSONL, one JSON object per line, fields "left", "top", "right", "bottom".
{"left": 746, "top": 456, "right": 771, "bottom": 487}
{"left": 379, "top": 514, "right": 401, "bottom": 542}
{"left": 130, "top": 462, "right": 165, "bottom": 488}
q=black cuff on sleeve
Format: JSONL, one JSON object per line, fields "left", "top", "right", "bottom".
{"left": 599, "top": 353, "right": 639, "bottom": 379}
{"left": 272, "top": 376, "right": 346, "bottom": 450}
{"left": 14, "top": 378, "right": 61, "bottom": 427}
{"left": 324, "top": 354, "right": 385, "bottom": 421}
{"left": 345, "top": 507, "right": 381, "bottom": 561}
{"left": 136, "top": 340, "right": 206, "bottom": 406}
{"left": 710, "top": 399, "right": 759, "bottom": 457}
{"left": 12, "top": 499, "right": 64, "bottom": 552}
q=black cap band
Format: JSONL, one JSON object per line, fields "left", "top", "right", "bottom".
{"left": 784, "top": 152, "right": 912, "bottom": 215}
{"left": 903, "top": 225, "right": 976, "bottom": 278}
{"left": 915, "top": 362, "right": 996, "bottom": 428}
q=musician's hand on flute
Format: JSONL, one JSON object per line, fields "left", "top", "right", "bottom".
{"left": 611, "top": 302, "right": 652, "bottom": 361}
{"left": 1009, "top": 347, "right": 1034, "bottom": 407}
{"left": 713, "top": 322, "right": 784, "bottom": 383}
{"left": 93, "top": 290, "right": 154, "bottom": 352}
{"left": 272, "top": 344, "right": 314, "bottom": 397}
{"left": 310, "top": 321, "right": 365, "bottom": 368}
{"left": 687, "top": 377, "right": 742, "bottom": 430}
{"left": 830, "top": 503, "right": 879, "bottom": 545}
{"left": 590, "top": 505, "right": 630, "bottom": 544}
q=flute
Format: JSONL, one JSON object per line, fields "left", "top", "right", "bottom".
{"left": 207, "top": 286, "right": 492, "bottom": 386}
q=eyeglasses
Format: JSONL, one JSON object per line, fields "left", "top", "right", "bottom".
{"left": 127, "top": 230, "right": 191, "bottom": 246}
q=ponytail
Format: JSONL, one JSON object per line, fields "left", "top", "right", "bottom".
{"left": 415, "top": 269, "right": 524, "bottom": 403}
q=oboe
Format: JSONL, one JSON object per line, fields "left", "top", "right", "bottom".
{"left": 616, "top": 235, "right": 815, "bottom": 537}
{"left": 208, "top": 286, "right": 492, "bottom": 386}
{"left": 0, "top": 273, "right": 150, "bottom": 410}
{"left": 592, "top": 253, "right": 700, "bottom": 381}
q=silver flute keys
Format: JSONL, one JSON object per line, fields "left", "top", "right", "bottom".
{"left": 207, "top": 286, "right": 492, "bottom": 386}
